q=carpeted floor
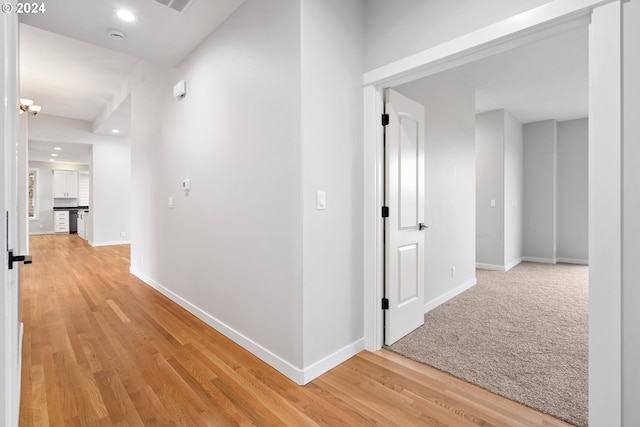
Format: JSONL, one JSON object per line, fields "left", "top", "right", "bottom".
{"left": 387, "top": 262, "right": 588, "bottom": 427}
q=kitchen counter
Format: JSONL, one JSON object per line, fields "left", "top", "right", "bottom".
{"left": 53, "top": 206, "right": 89, "bottom": 211}
{"left": 53, "top": 207, "right": 89, "bottom": 235}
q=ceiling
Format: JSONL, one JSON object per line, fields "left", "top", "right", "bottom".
{"left": 20, "top": 1, "right": 587, "bottom": 165}
{"left": 19, "top": 0, "right": 246, "bottom": 66}
{"left": 20, "top": 0, "right": 245, "bottom": 164}
{"left": 29, "top": 140, "right": 92, "bottom": 164}
{"left": 20, "top": 24, "right": 139, "bottom": 124}
{"left": 453, "top": 25, "right": 588, "bottom": 123}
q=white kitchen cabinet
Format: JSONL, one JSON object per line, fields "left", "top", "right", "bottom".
{"left": 54, "top": 211, "right": 69, "bottom": 233}
{"left": 53, "top": 170, "right": 78, "bottom": 198}
{"left": 78, "top": 211, "right": 87, "bottom": 240}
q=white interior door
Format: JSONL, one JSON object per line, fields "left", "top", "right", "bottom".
{"left": 384, "top": 89, "right": 426, "bottom": 346}
{"left": 2, "top": 6, "right": 23, "bottom": 426}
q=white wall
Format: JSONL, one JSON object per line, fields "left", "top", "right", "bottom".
{"left": 130, "top": 0, "right": 307, "bottom": 380}
{"left": 300, "top": 0, "right": 365, "bottom": 372}
{"left": 504, "top": 110, "right": 523, "bottom": 268}
{"left": 90, "top": 142, "right": 130, "bottom": 245}
{"left": 476, "top": 109, "right": 523, "bottom": 271}
{"left": 623, "top": 0, "right": 640, "bottom": 424}
{"left": 27, "top": 114, "right": 131, "bottom": 246}
{"left": 363, "top": 0, "right": 552, "bottom": 71}
{"left": 523, "top": 119, "right": 557, "bottom": 262}
{"left": 130, "top": 0, "right": 366, "bottom": 385}
{"left": 395, "top": 71, "right": 476, "bottom": 309}
{"left": 475, "top": 110, "right": 505, "bottom": 268}
{"left": 557, "top": 118, "right": 588, "bottom": 263}
{"left": 28, "top": 161, "right": 88, "bottom": 234}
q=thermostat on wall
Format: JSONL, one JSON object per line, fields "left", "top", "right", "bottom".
{"left": 173, "top": 80, "right": 186, "bottom": 100}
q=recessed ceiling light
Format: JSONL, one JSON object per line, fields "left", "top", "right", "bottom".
{"left": 116, "top": 9, "right": 136, "bottom": 22}
{"left": 49, "top": 159, "right": 55, "bottom": 162}
{"left": 112, "top": 129, "right": 120, "bottom": 134}
{"left": 54, "top": 147, "right": 62, "bottom": 151}
{"left": 51, "top": 153, "right": 58, "bottom": 157}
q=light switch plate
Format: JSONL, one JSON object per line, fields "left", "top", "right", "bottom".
{"left": 168, "top": 196, "right": 174, "bottom": 209}
{"left": 316, "top": 191, "right": 326, "bottom": 210}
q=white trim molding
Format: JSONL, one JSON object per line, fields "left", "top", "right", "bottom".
{"left": 476, "top": 258, "right": 523, "bottom": 272}
{"left": 476, "top": 263, "right": 506, "bottom": 271}
{"left": 363, "top": 0, "right": 608, "bottom": 88}
{"left": 522, "top": 256, "right": 557, "bottom": 264}
{"left": 556, "top": 257, "right": 589, "bottom": 265}
{"left": 363, "top": 0, "right": 611, "bottom": 355}
{"left": 505, "top": 258, "right": 523, "bottom": 271}
{"left": 301, "top": 339, "right": 365, "bottom": 385}
{"left": 130, "top": 268, "right": 363, "bottom": 386}
{"left": 424, "top": 278, "right": 477, "bottom": 313}
{"left": 362, "top": 84, "right": 385, "bottom": 351}
{"left": 89, "top": 240, "right": 131, "bottom": 247}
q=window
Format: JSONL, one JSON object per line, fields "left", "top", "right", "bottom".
{"left": 78, "top": 171, "right": 90, "bottom": 206}
{"left": 28, "top": 168, "right": 38, "bottom": 220}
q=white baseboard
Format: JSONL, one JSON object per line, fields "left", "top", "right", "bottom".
{"left": 29, "top": 231, "right": 54, "bottom": 235}
{"left": 505, "top": 258, "right": 523, "bottom": 271}
{"left": 475, "top": 263, "right": 505, "bottom": 271}
{"left": 522, "top": 256, "right": 557, "bottom": 264}
{"left": 424, "top": 277, "right": 477, "bottom": 313}
{"left": 90, "top": 240, "right": 131, "bottom": 247}
{"left": 556, "top": 257, "right": 589, "bottom": 265}
{"left": 129, "top": 267, "right": 362, "bottom": 385}
{"left": 475, "top": 258, "right": 522, "bottom": 272}
{"left": 301, "top": 339, "right": 365, "bottom": 384}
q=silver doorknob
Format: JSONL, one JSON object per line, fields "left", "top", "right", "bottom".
{"left": 419, "top": 223, "right": 429, "bottom": 230}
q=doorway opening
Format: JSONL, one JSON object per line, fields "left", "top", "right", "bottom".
{"left": 364, "top": 0, "right": 613, "bottom": 424}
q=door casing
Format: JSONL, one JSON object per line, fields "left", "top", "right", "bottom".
{"left": 362, "top": 0, "right": 621, "bottom": 423}
{"left": 363, "top": 0, "right": 603, "bottom": 352}
{"left": 1, "top": 2, "right": 23, "bottom": 425}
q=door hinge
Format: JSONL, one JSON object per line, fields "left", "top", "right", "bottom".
{"left": 381, "top": 114, "right": 389, "bottom": 126}
{"left": 381, "top": 206, "right": 389, "bottom": 218}
{"left": 382, "top": 298, "right": 389, "bottom": 310}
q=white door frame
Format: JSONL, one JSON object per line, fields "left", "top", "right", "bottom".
{"left": 363, "top": 0, "right": 609, "bottom": 352}
{"left": 364, "top": 0, "right": 624, "bottom": 421}
{"left": 2, "top": 2, "right": 22, "bottom": 425}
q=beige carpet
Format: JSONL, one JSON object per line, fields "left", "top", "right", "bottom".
{"left": 387, "top": 262, "right": 588, "bottom": 427}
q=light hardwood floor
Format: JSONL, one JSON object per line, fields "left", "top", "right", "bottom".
{"left": 19, "top": 234, "right": 571, "bottom": 426}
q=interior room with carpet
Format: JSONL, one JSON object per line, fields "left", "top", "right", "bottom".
{"left": 2, "top": 0, "right": 639, "bottom": 426}
{"left": 380, "top": 23, "right": 589, "bottom": 426}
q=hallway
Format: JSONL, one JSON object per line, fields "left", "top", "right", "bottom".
{"left": 19, "top": 235, "right": 570, "bottom": 426}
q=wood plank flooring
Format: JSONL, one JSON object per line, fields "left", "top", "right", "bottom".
{"left": 19, "top": 234, "right": 572, "bottom": 426}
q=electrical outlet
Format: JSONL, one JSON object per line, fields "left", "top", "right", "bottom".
{"left": 120, "top": 231, "right": 126, "bottom": 238}
{"left": 451, "top": 266, "right": 456, "bottom": 277}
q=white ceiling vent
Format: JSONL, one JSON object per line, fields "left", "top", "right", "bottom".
{"left": 154, "top": 0, "right": 193, "bottom": 13}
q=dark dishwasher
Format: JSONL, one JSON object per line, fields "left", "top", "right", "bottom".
{"left": 69, "top": 210, "right": 78, "bottom": 234}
